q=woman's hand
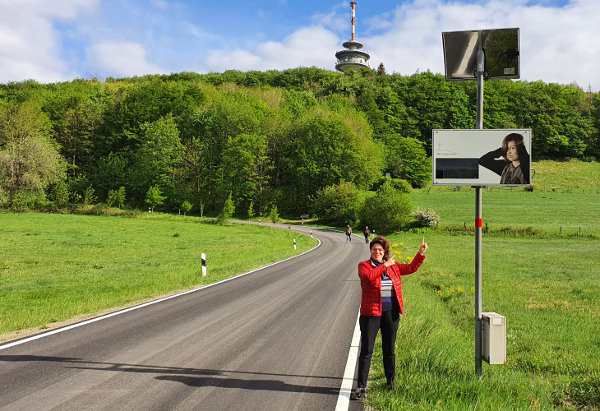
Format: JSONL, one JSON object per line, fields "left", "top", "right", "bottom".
{"left": 419, "top": 237, "right": 428, "bottom": 255}
{"left": 384, "top": 255, "right": 396, "bottom": 267}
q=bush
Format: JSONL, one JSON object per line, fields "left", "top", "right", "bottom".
{"left": 371, "top": 177, "right": 413, "bottom": 194}
{"left": 181, "top": 200, "right": 192, "bottom": 216}
{"left": 80, "top": 204, "right": 109, "bottom": 215}
{"left": 216, "top": 192, "right": 235, "bottom": 224}
{"left": 0, "top": 188, "right": 8, "bottom": 208}
{"left": 358, "top": 181, "right": 412, "bottom": 235}
{"left": 10, "top": 190, "right": 48, "bottom": 211}
{"left": 145, "top": 185, "right": 165, "bottom": 212}
{"left": 106, "top": 189, "right": 117, "bottom": 207}
{"left": 77, "top": 204, "right": 142, "bottom": 217}
{"left": 83, "top": 185, "right": 97, "bottom": 205}
{"left": 107, "top": 186, "right": 126, "bottom": 208}
{"left": 412, "top": 207, "right": 441, "bottom": 228}
{"left": 268, "top": 205, "right": 279, "bottom": 224}
{"left": 310, "top": 181, "right": 361, "bottom": 226}
{"left": 52, "top": 181, "right": 70, "bottom": 207}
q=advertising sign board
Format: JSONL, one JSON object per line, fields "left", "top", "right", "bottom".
{"left": 432, "top": 129, "right": 532, "bottom": 186}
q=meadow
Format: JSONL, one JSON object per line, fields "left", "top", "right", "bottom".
{"left": 0, "top": 214, "right": 316, "bottom": 341}
{"left": 410, "top": 189, "right": 600, "bottom": 236}
{"left": 1, "top": 160, "right": 599, "bottom": 410}
{"left": 365, "top": 160, "right": 600, "bottom": 410}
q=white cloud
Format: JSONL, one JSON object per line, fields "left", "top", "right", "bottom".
{"left": 149, "top": 0, "right": 169, "bottom": 10}
{"left": 364, "top": 12, "right": 394, "bottom": 34}
{"left": 0, "top": 0, "right": 97, "bottom": 83}
{"left": 204, "top": 26, "right": 340, "bottom": 72}
{"left": 0, "top": 0, "right": 98, "bottom": 20}
{"left": 86, "top": 42, "right": 166, "bottom": 77}
{"left": 311, "top": 2, "right": 348, "bottom": 35}
{"left": 0, "top": 0, "right": 598, "bottom": 90}
{"left": 185, "top": 23, "right": 228, "bottom": 46}
{"left": 357, "top": 0, "right": 600, "bottom": 90}
{"left": 199, "top": 0, "right": 599, "bottom": 90}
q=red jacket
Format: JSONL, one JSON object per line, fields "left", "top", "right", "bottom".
{"left": 358, "top": 253, "right": 425, "bottom": 316}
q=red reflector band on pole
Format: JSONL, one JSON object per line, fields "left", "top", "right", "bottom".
{"left": 476, "top": 219, "right": 482, "bottom": 228}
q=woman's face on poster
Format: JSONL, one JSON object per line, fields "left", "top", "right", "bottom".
{"left": 506, "top": 141, "right": 519, "bottom": 162}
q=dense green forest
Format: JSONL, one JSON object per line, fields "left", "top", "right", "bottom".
{"left": 1, "top": 67, "right": 598, "bottom": 217}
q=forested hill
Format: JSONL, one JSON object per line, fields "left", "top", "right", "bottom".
{"left": 1, "top": 67, "right": 598, "bottom": 216}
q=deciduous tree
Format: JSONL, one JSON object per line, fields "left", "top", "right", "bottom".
{"left": 358, "top": 181, "right": 412, "bottom": 235}
{"left": 0, "top": 101, "right": 66, "bottom": 206}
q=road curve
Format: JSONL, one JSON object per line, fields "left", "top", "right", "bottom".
{"left": 0, "top": 224, "right": 370, "bottom": 411}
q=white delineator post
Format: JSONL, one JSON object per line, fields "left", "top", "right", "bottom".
{"left": 293, "top": 239, "right": 297, "bottom": 250}
{"left": 201, "top": 253, "right": 207, "bottom": 277}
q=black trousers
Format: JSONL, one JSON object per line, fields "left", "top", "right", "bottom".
{"left": 357, "top": 310, "right": 400, "bottom": 388}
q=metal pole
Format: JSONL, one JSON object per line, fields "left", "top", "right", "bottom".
{"left": 476, "top": 39, "right": 485, "bottom": 130}
{"left": 475, "top": 35, "right": 485, "bottom": 378}
{"left": 475, "top": 186, "right": 483, "bottom": 377}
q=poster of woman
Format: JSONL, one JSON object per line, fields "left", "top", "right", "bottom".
{"left": 432, "top": 129, "right": 532, "bottom": 186}
{"left": 478, "top": 132, "right": 530, "bottom": 184}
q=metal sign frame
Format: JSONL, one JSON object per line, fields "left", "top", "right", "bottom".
{"left": 442, "top": 28, "right": 520, "bottom": 81}
{"left": 432, "top": 129, "right": 532, "bottom": 187}
{"left": 441, "top": 27, "right": 521, "bottom": 378}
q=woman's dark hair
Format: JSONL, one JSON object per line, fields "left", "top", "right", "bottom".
{"left": 370, "top": 235, "right": 391, "bottom": 260}
{"left": 501, "top": 133, "right": 525, "bottom": 161}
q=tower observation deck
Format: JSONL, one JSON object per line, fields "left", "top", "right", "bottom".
{"left": 335, "top": 1, "right": 370, "bottom": 72}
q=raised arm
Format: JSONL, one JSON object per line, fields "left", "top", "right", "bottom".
{"left": 518, "top": 144, "right": 530, "bottom": 184}
{"left": 479, "top": 147, "right": 506, "bottom": 176}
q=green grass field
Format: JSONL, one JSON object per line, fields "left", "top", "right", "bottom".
{"left": 365, "top": 233, "right": 599, "bottom": 410}
{"left": 410, "top": 190, "right": 600, "bottom": 236}
{"left": 1, "top": 160, "right": 599, "bottom": 410}
{"left": 0, "top": 214, "right": 316, "bottom": 339}
{"left": 531, "top": 160, "right": 600, "bottom": 193}
{"left": 424, "top": 159, "right": 600, "bottom": 195}
{"left": 364, "top": 160, "right": 600, "bottom": 410}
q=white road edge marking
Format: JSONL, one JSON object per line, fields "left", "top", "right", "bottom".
{"left": 0, "top": 238, "right": 322, "bottom": 351}
{"left": 335, "top": 310, "right": 361, "bottom": 411}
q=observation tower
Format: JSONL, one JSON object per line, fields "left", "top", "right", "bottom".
{"left": 335, "top": 1, "right": 370, "bottom": 72}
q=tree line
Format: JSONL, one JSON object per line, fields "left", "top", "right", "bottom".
{"left": 1, "top": 67, "right": 598, "bottom": 220}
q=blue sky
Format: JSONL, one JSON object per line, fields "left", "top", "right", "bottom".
{"left": 0, "top": 0, "right": 597, "bottom": 90}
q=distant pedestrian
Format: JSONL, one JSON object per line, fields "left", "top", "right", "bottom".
{"left": 346, "top": 225, "right": 353, "bottom": 242}
{"left": 363, "top": 226, "right": 370, "bottom": 243}
{"left": 351, "top": 236, "right": 429, "bottom": 401}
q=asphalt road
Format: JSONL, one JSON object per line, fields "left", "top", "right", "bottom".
{"left": 0, "top": 224, "right": 370, "bottom": 411}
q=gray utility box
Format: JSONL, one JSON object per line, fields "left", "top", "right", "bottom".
{"left": 482, "top": 312, "right": 506, "bottom": 364}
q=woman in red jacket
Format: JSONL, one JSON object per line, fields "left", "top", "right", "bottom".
{"left": 351, "top": 235, "right": 428, "bottom": 400}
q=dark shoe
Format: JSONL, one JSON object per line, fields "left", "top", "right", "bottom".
{"left": 350, "top": 388, "right": 366, "bottom": 400}
{"left": 387, "top": 381, "right": 396, "bottom": 391}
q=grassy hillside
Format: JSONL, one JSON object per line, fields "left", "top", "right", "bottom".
{"left": 410, "top": 190, "right": 599, "bottom": 236}
{"left": 531, "top": 160, "right": 600, "bottom": 193}
{"left": 410, "top": 160, "right": 600, "bottom": 236}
